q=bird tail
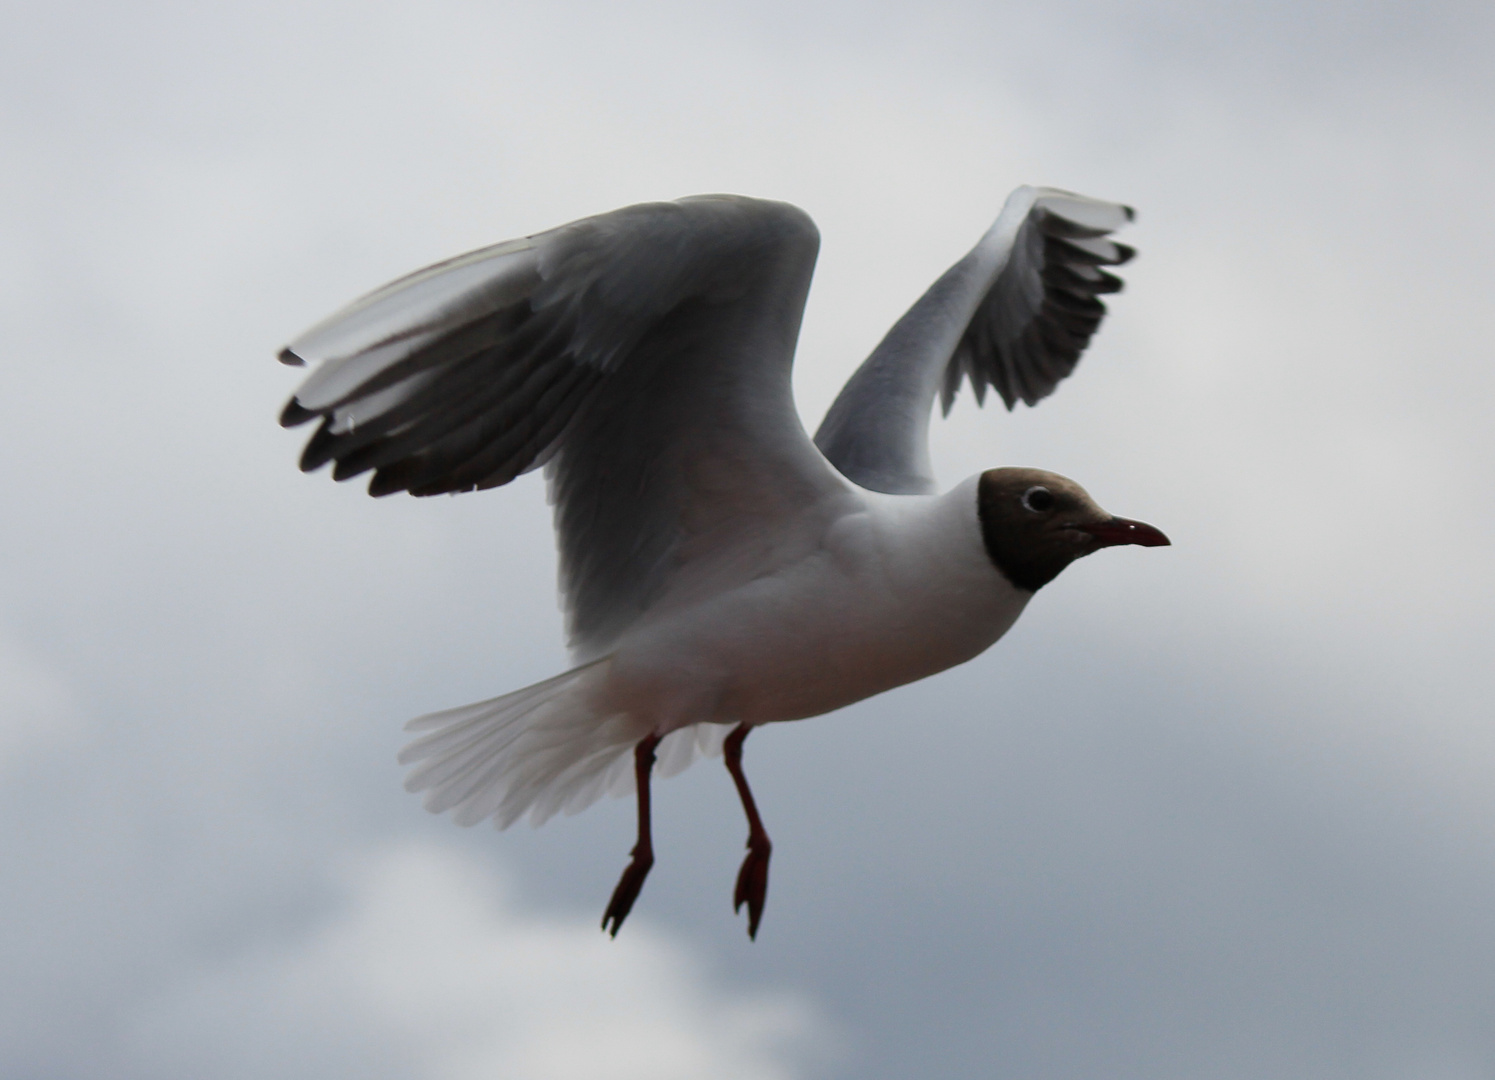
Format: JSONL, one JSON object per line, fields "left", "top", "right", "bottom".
{"left": 398, "top": 658, "right": 727, "bottom": 829}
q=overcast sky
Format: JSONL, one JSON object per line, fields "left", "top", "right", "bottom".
{"left": 3, "top": 0, "right": 1494, "bottom": 1077}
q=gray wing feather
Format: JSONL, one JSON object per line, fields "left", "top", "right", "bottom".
{"left": 280, "top": 196, "right": 839, "bottom": 657}
{"left": 814, "top": 186, "right": 1135, "bottom": 495}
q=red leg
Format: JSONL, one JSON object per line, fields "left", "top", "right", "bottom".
{"left": 724, "top": 723, "right": 772, "bottom": 940}
{"left": 602, "top": 734, "right": 661, "bottom": 937}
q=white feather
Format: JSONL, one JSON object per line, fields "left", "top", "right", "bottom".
{"left": 288, "top": 239, "right": 538, "bottom": 408}
{"left": 399, "top": 659, "right": 727, "bottom": 829}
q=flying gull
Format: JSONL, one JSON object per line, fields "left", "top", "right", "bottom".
{"left": 278, "top": 186, "right": 1169, "bottom": 938}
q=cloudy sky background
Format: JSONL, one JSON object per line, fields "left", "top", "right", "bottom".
{"left": 3, "top": 0, "right": 1494, "bottom": 1076}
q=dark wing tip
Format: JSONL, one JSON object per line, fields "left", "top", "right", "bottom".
{"left": 367, "top": 470, "right": 406, "bottom": 498}
{"left": 278, "top": 347, "right": 306, "bottom": 367}
{"left": 280, "top": 398, "right": 317, "bottom": 428}
{"left": 1091, "top": 269, "right": 1124, "bottom": 294}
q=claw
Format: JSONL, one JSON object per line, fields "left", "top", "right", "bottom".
{"left": 733, "top": 833, "right": 772, "bottom": 939}
{"left": 602, "top": 845, "right": 654, "bottom": 937}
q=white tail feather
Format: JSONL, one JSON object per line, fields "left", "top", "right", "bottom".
{"left": 399, "top": 659, "right": 727, "bottom": 829}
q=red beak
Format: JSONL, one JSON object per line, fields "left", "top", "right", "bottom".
{"left": 1079, "top": 517, "right": 1171, "bottom": 549}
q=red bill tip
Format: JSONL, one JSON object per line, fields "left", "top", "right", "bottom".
{"left": 1080, "top": 517, "right": 1171, "bottom": 549}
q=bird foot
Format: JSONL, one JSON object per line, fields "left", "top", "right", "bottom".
{"left": 602, "top": 847, "right": 654, "bottom": 937}
{"left": 733, "top": 835, "right": 772, "bottom": 939}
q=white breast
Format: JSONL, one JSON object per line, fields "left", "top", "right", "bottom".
{"left": 598, "top": 475, "right": 1031, "bottom": 731}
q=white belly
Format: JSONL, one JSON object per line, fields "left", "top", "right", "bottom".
{"left": 598, "top": 477, "right": 1031, "bottom": 730}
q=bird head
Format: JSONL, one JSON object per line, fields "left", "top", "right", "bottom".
{"left": 976, "top": 468, "right": 1169, "bottom": 592}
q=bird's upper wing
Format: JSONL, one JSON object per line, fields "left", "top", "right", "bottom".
{"left": 813, "top": 186, "right": 1135, "bottom": 495}
{"left": 280, "top": 196, "right": 847, "bottom": 657}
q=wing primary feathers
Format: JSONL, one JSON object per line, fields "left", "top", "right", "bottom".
{"left": 367, "top": 356, "right": 599, "bottom": 497}
{"left": 288, "top": 294, "right": 593, "bottom": 483}
{"left": 362, "top": 363, "right": 565, "bottom": 494}
{"left": 813, "top": 186, "right": 1136, "bottom": 494}
{"left": 465, "top": 367, "right": 603, "bottom": 493}
{"left": 321, "top": 339, "right": 555, "bottom": 477}
{"left": 401, "top": 363, "right": 601, "bottom": 496}
{"left": 296, "top": 306, "right": 523, "bottom": 418}
{"left": 955, "top": 221, "right": 1128, "bottom": 408}
{"left": 1054, "top": 236, "right": 1135, "bottom": 266}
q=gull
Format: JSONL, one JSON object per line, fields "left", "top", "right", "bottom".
{"left": 278, "top": 186, "right": 1169, "bottom": 938}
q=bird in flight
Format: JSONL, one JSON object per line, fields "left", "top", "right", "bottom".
{"left": 278, "top": 186, "right": 1169, "bottom": 939}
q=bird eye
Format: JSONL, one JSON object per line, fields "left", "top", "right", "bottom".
{"left": 1021, "top": 486, "right": 1055, "bottom": 512}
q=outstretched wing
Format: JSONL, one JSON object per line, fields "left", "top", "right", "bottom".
{"left": 813, "top": 186, "right": 1135, "bottom": 495}
{"left": 280, "top": 196, "right": 844, "bottom": 657}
